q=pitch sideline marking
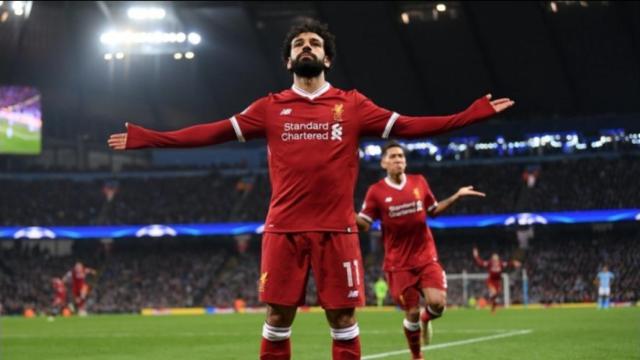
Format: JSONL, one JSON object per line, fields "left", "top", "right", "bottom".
{"left": 362, "top": 329, "right": 533, "bottom": 359}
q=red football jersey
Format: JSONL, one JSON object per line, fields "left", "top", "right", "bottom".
{"left": 474, "top": 256, "right": 508, "bottom": 281}
{"left": 125, "top": 83, "right": 497, "bottom": 233}
{"left": 53, "top": 279, "right": 66, "bottom": 297}
{"left": 232, "top": 84, "right": 396, "bottom": 232}
{"left": 66, "top": 268, "right": 88, "bottom": 290}
{"left": 359, "top": 174, "right": 439, "bottom": 271}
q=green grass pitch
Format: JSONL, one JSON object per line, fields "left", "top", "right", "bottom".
{"left": 0, "top": 119, "right": 41, "bottom": 154}
{"left": 2, "top": 307, "right": 638, "bottom": 359}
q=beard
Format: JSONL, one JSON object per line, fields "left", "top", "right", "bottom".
{"left": 290, "top": 54, "right": 328, "bottom": 78}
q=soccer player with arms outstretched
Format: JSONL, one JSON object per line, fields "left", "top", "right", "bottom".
{"left": 472, "top": 247, "right": 520, "bottom": 314}
{"left": 63, "top": 261, "right": 96, "bottom": 316}
{"left": 356, "top": 141, "right": 486, "bottom": 360}
{"left": 108, "top": 20, "right": 513, "bottom": 359}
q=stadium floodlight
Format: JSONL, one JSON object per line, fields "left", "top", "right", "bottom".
{"left": 436, "top": 3, "right": 446, "bottom": 12}
{"left": 185, "top": 51, "right": 194, "bottom": 59}
{"left": 115, "top": 52, "right": 124, "bottom": 60}
{"left": 100, "top": 31, "right": 195, "bottom": 46}
{"left": 187, "top": 32, "right": 201, "bottom": 45}
{"left": 12, "top": 1, "right": 24, "bottom": 16}
{"left": 104, "top": 53, "right": 113, "bottom": 60}
{"left": 9, "top": 1, "right": 31, "bottom": 17}
{"left": 400, "top": 12, "right": 409, "bottom": 25}
{"left": 127, "top": 6, "right": 165, "bottom": 21}
{"left": 174, "top": 52, "right": 183, "bottom": 60}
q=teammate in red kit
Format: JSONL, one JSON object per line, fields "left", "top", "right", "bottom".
{"left": 356, "top": 141, "right": 486, "bottom": 360}
{"left": 108, "top": 20, "right": 513, "bottom": 360}
{"left": 472, "top": 247, "right": 521, "bottom": 313}
{"left": 63, "top": 261, "right": 96, "bottom": 316}
{"left": 50, "top": 277, "right": 67, "bottom": 317}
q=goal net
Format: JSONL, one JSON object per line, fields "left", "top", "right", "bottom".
{"left": 446, "top": 270, "right": 527, "bottom": 308}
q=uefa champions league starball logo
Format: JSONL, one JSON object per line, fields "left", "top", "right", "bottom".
{"left": 504, "top": 213, "right": 548, "bottom": 226}
{"left": 13, "top": 227, "right": 56, "bottom": 239}
{"left": 135, "top": 225, "right": 177, "bottom": 238}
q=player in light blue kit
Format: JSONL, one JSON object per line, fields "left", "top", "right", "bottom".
{"left": 595, "top": 265, "right": 614, "bottom": 309}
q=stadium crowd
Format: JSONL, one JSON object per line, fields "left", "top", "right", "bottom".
{"left": 1, "top": 156, "right": 639, "bottom": 226}
{"left": 1, "top": 228, "right": 637, "bottom": 315}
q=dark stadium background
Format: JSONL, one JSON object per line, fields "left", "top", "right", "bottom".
{"left": 0, "top": 1, "right": 638, "bottom": 315}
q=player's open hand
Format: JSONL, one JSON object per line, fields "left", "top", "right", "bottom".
{"left": 486, "top": 94, "right": 515, "bottom": 113}
{"left": 107, "top": 123, "right": 129, "bottom": 150}
{"left": 457, "top": 186, "right": 486, "bottom": 198}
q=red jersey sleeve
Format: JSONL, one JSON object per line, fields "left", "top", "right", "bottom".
{"left": 391, "top": 97, "right": 497, "bottom": 139}
{"left": 125, "top": 119, "right": 237, "bottom": 149}
{"left": 124, "top": 97, "right": 270, "bottom": 149}
{"left": 229, "top": 97, "right": 268, "bottom": 142}
{"left": 421, "top": 176, "right": 439, "bottom": 213}
{"left": 355, "top": 92, "right": 497, "bottom": 140}
{"left": 358, "top": 187, "right": 380, "bottom": 224}
{"left": 354, "top": 91, "right": 399, "bottom": 138}
{"left": 474, "top": 254, "right": 488, "bottom": 268}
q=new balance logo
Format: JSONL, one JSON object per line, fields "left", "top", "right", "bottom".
{"left": 331, "top": 123, "right": 343, "bottom": 141}
{"left": 280, "top": 108, "right": 292, "bottom": 116}
{"left": 347, "top": 290, "right": 359, "bottom": 299}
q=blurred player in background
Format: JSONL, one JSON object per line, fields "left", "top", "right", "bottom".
{"left": 49, "top": 277, "right": 67, "bottom": 319}
{"left": 472, "top": 247, "right": 521, "bottom": 314}
{"left": 595, "top": 265, "right": 614, "bottom": 309}
{"left": 357, "top": 141, "right": 486, "bottom": 360}
{"left": 63, "top": 261, "right": 96, "bottom": 316}
{"left": 108, "top": 19, "right": 513, "bottom": 360}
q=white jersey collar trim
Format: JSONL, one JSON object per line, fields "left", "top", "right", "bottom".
{"left": 384, "top": 174, "right": 407, "bottom": 191}
{"left": 291, "top": 82, "right": 331, "bottom": 100}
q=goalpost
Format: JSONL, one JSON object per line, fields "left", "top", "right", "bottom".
{"left": 446, "top": 270, "right": 528, "bottom": 308}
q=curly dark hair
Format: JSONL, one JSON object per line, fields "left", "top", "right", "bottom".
{"left": 381, "top": 140, "right": 406, "bottom": 157}
{"left": 281, "top": 19, "right": 337, "bottom": 68}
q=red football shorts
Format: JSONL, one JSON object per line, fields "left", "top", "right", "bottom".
{"left": 53, "top": 295, "right": 66, "bottom": 306}
{"left": 487, "top": 278, "right": 502, "bottom": 294}
{"left": 386, "top": 262, "right": 447, "bottom": 310}
{"left": 259, "top": 232, "right": 365, "bottom": 309}
{"left": 73, "top": 284, "right": 90, "bottom": 298}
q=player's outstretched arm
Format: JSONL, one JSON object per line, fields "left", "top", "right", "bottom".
{"left": 428, "top": 186, "right": 485, "bottom": 217}
{"left": 472, "top": 247, "right": 485, "bottom": 267}
{"left": 391, "top": 94, "right": 515, "bottom": 139}
{"left": 108, "top": 120, "right": 237, "bottom": 150}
